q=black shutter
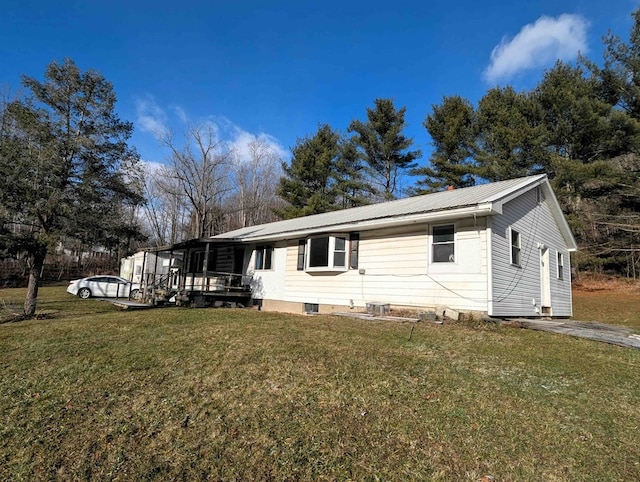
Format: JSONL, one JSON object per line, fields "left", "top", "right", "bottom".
{"left": 297, "top": 240, "right": 306, "bottom": 270}
{"left": 349, "top": 233, "right": 359, "bottom": 269}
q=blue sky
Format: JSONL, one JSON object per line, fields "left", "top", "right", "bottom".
{"left": 1, "top": 0, "right": 639, "bottom": 171}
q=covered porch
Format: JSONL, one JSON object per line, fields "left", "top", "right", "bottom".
{"left": 127, "top": 238, "right": 252, "bottom": 307}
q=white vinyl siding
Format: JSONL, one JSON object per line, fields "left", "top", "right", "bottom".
{"left": 510, "top": 228, "right": 521, "bottom": 266}
{"left": 276, "top": 220, "right": 488, "bottom": 312}
{"left": 490, "top": 186, "right": 572, "bottom": 317}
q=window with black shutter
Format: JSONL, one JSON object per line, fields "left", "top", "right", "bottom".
{"left": 349, "top": 233, "right": 359, "bottom": 269}
{"left": 297, "top": 240, "right": 306, "bottom": 270}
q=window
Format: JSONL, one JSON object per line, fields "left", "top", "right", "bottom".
{"left": 557, "top": 251, "right": 564, "bottom": 280}
{"left": 255, "top": 245, "right": 273, "bottom": 270}
{"left": 207, "top": 249, "right": 218, "bottom": 271}
{"left": 188, "top": 250, "right": 217, "bottom": 272}
{"left": 309, "top": 237, "right": 330, "bottom": 267}
{"left": 306, "top": 235, "right": 348, "bottom": 271}
{"left": 432, "top": 225, "right": 455, "bottom": 263}
{"left": 510, "top": 228, "right": 521, "bottom": 266}
{"left": 189, "top": 251, "right": 204, "bottom": 273}
{"left": 334, "top": 237, "right": 346, "bottom": 267}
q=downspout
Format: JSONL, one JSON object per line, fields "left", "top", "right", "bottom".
{"left": 486, "top": 217, "right": 494, "bottom": 317}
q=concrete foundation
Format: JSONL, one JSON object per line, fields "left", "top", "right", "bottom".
{"left": 257, "top": 298, "right": 486, "bottom": 320}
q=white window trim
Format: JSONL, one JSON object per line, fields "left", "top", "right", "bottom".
{"left": 305, "top": 234, "right": 348, "bottom": 272}
{"left": 509, "top": 227, "right": 521, "bottom": 267}
{"left": 557, "top": 251, "right": 564, "bottom": 280}
{"left": 254, "top": 245, "right": 274, "bottom": 271}
{"left": 430, "top": 223, "right": 456, "bottom": 264}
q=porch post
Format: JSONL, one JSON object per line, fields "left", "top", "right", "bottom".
{"left": 203, "top": 242, "right": 210, "bottom": 291}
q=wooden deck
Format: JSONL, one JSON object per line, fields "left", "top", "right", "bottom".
{"left": 98, "top": 298, "right": 155, "bottom": 310}
{"left": 507, "top": 319, "right": 640, "bottom": 349}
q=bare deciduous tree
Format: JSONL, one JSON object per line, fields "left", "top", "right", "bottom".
{"left": 229, "top": 138, "right": 284, "bottom": 229}
{"left": 158, "top": 123, "right": 232, "bottom": 238}
{"left": 140, "top": 163, "right": 189, "bottom": 246}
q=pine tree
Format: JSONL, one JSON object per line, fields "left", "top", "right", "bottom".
{"left": 411, "top": 95, "right": 477, "bottom": 193}
{"left": 474, "top": 86, "right": 548, "bottom": 181}
{"left": 0, "top": 59, "right": 143, "bottom": 316}
{"left": 276, "top": 124, "right": 341, "bottom": 219}
{"left": 333, "top": 137, "right": 373, "bottom": 208}
{"left": 349, "top": 98, "right": 421, "bottom": 200}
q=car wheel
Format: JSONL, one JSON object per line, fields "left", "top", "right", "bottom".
{"left": 129, "top": 289, "right": 140, "bottom": 300}
{"left": 78, "top": 288, "right": 91, "bottom": 299}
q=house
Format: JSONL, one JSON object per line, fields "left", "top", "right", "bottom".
{"left": 128, "top": 174, "right": 576, "bottom": 317}
{"left": 210, "top": 174, "right": 576, "bottom": 318}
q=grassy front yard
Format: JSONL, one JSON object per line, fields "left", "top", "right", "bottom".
{"left": 1, "top": 286, "right": 639, "bottom": 480}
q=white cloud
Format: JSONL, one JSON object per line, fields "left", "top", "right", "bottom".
{"left": 141, "top": 159, "right": 166, "bottom": 176}
{"left": 135, "top": 94, "right": 169, "bottom": 136}
{"left": 134, "top": 98, "right": 288, "bottom": 163}
{"left": 171, "top": 105, "right": 188, "bottom": 124}
{"left": 483, "top": 14, "right": 589, "bottom": 83}
{"left": 227, "top": 129, "right": 288, "bottom": 163}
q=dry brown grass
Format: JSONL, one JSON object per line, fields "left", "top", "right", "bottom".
{"left": 571, "top": 275, "right": 640, "bottom": 330}
{"left": 572, "top": 273, "right": 640, "bottom": 293}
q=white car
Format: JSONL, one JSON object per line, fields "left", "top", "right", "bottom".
{"left": 67, "top": 275, "right": 140, "bottom": 299}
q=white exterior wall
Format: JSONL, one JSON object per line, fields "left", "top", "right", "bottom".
{"left": 490, "top": 187, "right": 573, "bottom": 317}
{"left": 249, "top": 220, "right": 489, "bottom": 313}
{"left": 247, "top": 240, "right": 287, "bottom": 300}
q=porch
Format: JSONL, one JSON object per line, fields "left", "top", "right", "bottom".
{"left": 125, "top": 237, "right": 252, "bottom": 307}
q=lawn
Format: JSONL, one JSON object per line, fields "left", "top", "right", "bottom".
{"left": 1, "top": 286, "right": 639, "bottom": 481}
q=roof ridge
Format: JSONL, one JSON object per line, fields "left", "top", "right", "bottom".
{"left": 215, "top": 174, "right": 548, "bottom": 240}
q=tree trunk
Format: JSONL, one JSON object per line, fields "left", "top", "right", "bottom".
{"left": 24, "top": 249, "right": 46, "bottom": 317}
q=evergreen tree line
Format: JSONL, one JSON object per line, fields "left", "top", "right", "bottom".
{"left": 278, "top": 9, "right": 640, "bottom": 277}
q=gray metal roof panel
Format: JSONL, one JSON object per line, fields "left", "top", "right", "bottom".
{"left": 215, "top": 174, "right": 546, "bottom": 240}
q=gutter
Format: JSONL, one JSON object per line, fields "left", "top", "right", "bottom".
{"left": 232, "top": 203, "right": 497, "bottom": 243}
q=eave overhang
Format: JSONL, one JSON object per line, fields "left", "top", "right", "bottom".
{"left": 232, "top": 203, "right": 496, "bottom": 243}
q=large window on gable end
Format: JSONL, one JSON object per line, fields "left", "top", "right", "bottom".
{"left": 255, "top": 245, "right": 273, "bottom": 270}
{"left": 432, "top": 224, "right": 455, "bottom": 263}
{"left": 510, "top": 228, "right": 521, "bottom": 266}
{"left": 307, "top": 235, "right": 348, "bottom": 271}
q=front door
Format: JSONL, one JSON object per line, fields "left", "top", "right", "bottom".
{"left": 540, "top": 246, "right": 551, "bottom": 312}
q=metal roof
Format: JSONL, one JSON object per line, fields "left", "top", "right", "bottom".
{"left": 214, "top": 174, "right": 559, "bottom": 242}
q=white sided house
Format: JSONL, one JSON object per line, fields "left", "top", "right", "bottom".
{"left": 212, "top": 174, "right": 577, "bottom": 318}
